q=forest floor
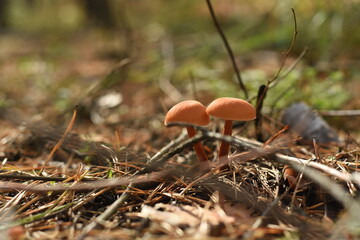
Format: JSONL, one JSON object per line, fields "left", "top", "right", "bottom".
{"left": 0, "top": 20, "right": 360, "bottom": 240}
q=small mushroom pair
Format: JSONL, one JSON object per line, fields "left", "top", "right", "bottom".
{"left": 164, "top": 97, "right": 256, "bottom": 166}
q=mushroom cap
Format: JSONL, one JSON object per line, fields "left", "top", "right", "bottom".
{"left": 206, "top": 97, "right": 256, "bottom": 121}
{"left": 164, "top": 100, "right": 210, "bottom": 126}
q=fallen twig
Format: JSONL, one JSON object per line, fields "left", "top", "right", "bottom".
{"left": 319, "top": 109, "right": 360, "bottom": 117}
{"left": 76, "top": 183, "right": 135, "bottom": 240}
{"left": 230, "top": 136, "right": 357, "bottom": 185}
{"left": 164, "top": 122, "right": 358, "bottom": 187}
{"left": 0, "top": 171, "right": 169, "bottom": 194}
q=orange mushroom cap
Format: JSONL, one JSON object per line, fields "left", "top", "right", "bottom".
{"left": 164, "top": 100, "right": 210, "bottom": 126}
{"left": 206, "top": 97, "right": 256, "bottom": 121}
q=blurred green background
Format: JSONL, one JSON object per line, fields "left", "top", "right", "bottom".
{"left": 0, "top": 0, "right": 359, "bottom": 119}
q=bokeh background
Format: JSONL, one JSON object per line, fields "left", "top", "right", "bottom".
{"left": 0, "top": 0, "right": 359, "bottom": 136}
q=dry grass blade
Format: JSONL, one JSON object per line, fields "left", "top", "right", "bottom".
{"left": 40, "top": 109, "right": 77, "bottom": 173}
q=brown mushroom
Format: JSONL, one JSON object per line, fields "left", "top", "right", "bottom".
{"left": 206, "top": 97, "right": 256, "bottom": 161}
{"left": 164, "top": 100, "right": 210, "bottom": 163}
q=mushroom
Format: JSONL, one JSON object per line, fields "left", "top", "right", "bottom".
{"left": 206, "top": 97, "right": 256, "bottom": 161}
{"left": 164, "top": 100, "right": 210, "bottom": 163}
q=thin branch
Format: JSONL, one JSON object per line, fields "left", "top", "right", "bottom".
{"left": 268, "top": 8, "right": 298, "bottom": 85}
{"left": 205, "top": 0, "right": 248, "bottom": 98}
{"left": 319, "top": 109, "right": 360, "bottom": 117}
{"left": 230, "top": 136, "right": 355, "bottom": 183}
{"left": 160, "top": 125, "right": 360, "bottom": 189}
{"left": 162, "top": 123, "right": 359, "bottom": 187}
{"left": 0, "top": 171, "right": 169, "bottom": 194}
{"left": 281, "top": 159, "right": 360, "bottom": 216}
{"left": 255, "top": 8, "right": 300, "bottom": 139}
{"left": 270, "top": 46, "right": 308, "bottom": 89}
{"left": 77, "top": 183, "right": 135, "bottom": 240}
{"left": 268, "top": 47, "right": 308, "bottom": 112}
{"left": 148, "top": 130, "right": 188, "bottom": 164}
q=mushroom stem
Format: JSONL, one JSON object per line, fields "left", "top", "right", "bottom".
{"left": 186, "top": 126, "right": 208, "bottom": 162}
{"left": 218, "top": 119, "right": 233, "bottom": 159}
